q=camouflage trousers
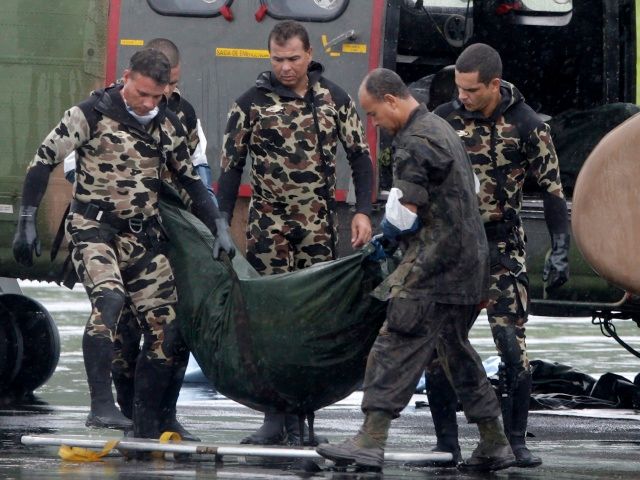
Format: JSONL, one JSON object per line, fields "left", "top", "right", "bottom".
{"left": 486, "top": 261, "right": 530, "bottom": 378}
{"left": 112, "top": 304, "right": 142, "bottom": 384}
{"left": 361, "top": 298, "right": 500, "bottom": 423}
{"left": 245, "top": 200, "right": 336, "bottom": 275}
{"left": 66, "top": 213, "right": 185, "bottom": 366}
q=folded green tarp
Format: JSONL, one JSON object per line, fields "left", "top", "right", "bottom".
{"left": 159, "top": 188, "right": 387, "bottom": 415}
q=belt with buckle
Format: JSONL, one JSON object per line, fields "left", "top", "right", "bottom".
{"left": 70, "top": 199, "right": 149, "bottom": 234}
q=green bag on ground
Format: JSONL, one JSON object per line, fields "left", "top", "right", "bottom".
{"left": 159, "top": 187, "right": 387, "bottom": 414}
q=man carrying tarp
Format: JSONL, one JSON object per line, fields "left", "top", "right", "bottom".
{"left": 316, "top": 68, "right": 515, "bottom": 473}
{"left": 12, "top": 49, "right": 234, "bottom": 448}
{"left": 62, "top": 38, "right": 216, "bottom": 440}
{"left": 217, "top": 20, "right": 373, "bottom": 446}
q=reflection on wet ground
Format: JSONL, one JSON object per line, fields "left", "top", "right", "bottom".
{"left": 1, "top": 282, "right": 639, "bottom": 479}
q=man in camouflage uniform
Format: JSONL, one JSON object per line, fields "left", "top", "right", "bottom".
{"left": 13, "top": 49, "right": 235, "bottom": 443}
{"left": 217, "top": 20, "right": 373, "bottom": 445}
{"left": 428, "top": 43, "right": 571, "bottom": 468}
{"left": 317, "top": 68, "right": 515, "bottom": 473}
{"left": 107, "top": 38, "right": 215, "bottom": 441}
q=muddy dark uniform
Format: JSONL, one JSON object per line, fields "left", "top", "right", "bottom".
{"left": 432, "top": 81, "right": 569, "bottom": 456}
{"left": 362, "top": 104, "right": 499, "bottom": 423}
{"left": 24, "top": 84, "right": 221, "bottom": 438}
{"left": 217, "top": 61, "right": 372, "bottom": 275}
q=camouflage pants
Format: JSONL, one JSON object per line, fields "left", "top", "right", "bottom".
{"left": 112, "top": 303, "right": 142, "bottom": 383}
{"left": 245, "top": 201, "right": 336, "bottom": 275}
{"left": 361, "top": 298, "right": 500, "bottom": 423}
{"left": 486, "top": 262, "right": 530, "bottom": 378}
{"left": 66, "top": 213, "right": 184, "bottom": 365}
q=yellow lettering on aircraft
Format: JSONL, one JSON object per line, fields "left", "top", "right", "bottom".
{"left": 215, "top": 48, "right": 270, "bottom": 59}
{"left": 342, "top": 44, "right": 367, "bottom": 54}
{"left": 120, "top": 39, "right": 144, "bottom": 46}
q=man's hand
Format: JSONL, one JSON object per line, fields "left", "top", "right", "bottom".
{"left": 213, "top": 217, "right": 236, "bottom": 259}
{"left": 367, "top": 233, "right": 398, "bottom": 261}
{"left": 351, "top": 213, "right": 372, "bottom": 249}
{"left": 13, "top": 206, "right": 41, "bottom": 267}
{"left": 543, "top": 233, "right": 570, "bottom": 293}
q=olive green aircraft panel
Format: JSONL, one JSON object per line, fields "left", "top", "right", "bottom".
{"left": 116, "top": 0, "right": 377, "bottom": 193}
{"left": 0, "top": 0, "right": 109, "bottom": 281}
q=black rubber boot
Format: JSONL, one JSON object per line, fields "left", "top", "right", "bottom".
{"left": 316, "top": 410, "right": 392, "bottom": 471}
{"left": 112, "top": 306, "right": 142, "bottom": 420}
{"left": 159, "top": 352, "right": 200, "bottom": 442}
{"left": 283, "top": 414, "right": 328, "bottom": 446}
{"left": 458, "top": 417, "right": 515, "bottom": 473}
{"left": 426, "top": 368, "right": 462, "bottom": 466}
{"left": 132, "top": 356, "right": 173, "bottom": 441}
{"left": 112, "top": 372, "right": 135, "bottom": 420}
{"left": 83, "top": 333, "right": 132, "bottom": 430}
{"left": 240, "top": 412, "right": 286, "bottom": 445}
{"left": 509, "top": 373, "right": 542, "bottom": 468}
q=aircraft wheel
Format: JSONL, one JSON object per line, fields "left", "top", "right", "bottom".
{"left": 0, "top": 305, "right": 24, "bottom": 390}
{"left": 0, "top": 294, "right": 60, "bottom": 395}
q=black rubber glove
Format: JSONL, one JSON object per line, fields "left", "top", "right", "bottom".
{"left": 13, "top": 205, "right": 41, "bottom": 267}
{"left": 542, "top": 233, "right": 570, "bottom": 293}
{"left": 213, "top": 215, "right": 236, "bottom": 259}
{"left": 368, "top": 233, "right": 398, "bottom": 262}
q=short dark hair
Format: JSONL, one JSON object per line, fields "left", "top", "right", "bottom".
{"left": 455, "top": 43, "right": 502, "bottom": 84}
{"left": 145, "top": 38, "right": 180, "bottom": 68}
{"left": 362, "top": 68, "right": 411, "bottom": 101}
{"left": 268, "top": 20, "right": 310, "bottom": 51}
{"left": 128, "top": 49, "right": 170, "bottom": 85}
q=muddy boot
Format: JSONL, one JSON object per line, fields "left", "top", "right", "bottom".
{"left": 510, "top": 373, "right": 542, "bottom": 468}
{"left": 458, "top": 417, "right": 516, "bottom": 472}
{"left": 284, "top": 414, "right": 328, "bottom": 446}
{"left": 316, "top": 410, "right": 392, "bottom": 471}
{"left": 83, "top": 333, "right": 132, "bottom": 430}
{"left": 240, "top": 412, "right": 286, "bottom": 445}
{"left": 426, "top": 370, "right": 462, "bottom": 466}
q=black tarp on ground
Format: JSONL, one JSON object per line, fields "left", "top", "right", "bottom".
{"left": 159, "top": 187, "right": 387, "bottom": 415}
{"left": 529, "top": 360, "right": 640, "bottom": 410}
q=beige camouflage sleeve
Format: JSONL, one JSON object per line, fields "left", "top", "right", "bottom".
{"left": 336, "top": 96, "right": 370, "bottom": 159}
{"left": 166, "top": 122, "right": 200, "bottom": 185}
{"left": 220, "top": 102, "right": 251, "bottom": 172}
{"left": 527, "top": 123, "right": 565, "bottom": 200}
{"left": 31, "top": 106, "right": 90, "bottom": 169}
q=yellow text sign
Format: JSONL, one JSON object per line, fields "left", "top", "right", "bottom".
{"left": 216, "top": 48, "right": 270, "bottom": 59}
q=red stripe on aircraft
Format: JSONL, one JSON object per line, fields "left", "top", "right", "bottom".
{"left": 105, "top": 0, "right": 122, "bottom": 85}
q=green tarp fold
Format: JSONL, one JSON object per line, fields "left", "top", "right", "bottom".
{"left": 159, "top": 188, "right": 387, "bottom": 414}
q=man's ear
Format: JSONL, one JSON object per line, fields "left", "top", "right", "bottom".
{"left": 122, "top": 69, "right": 131, "bottom": 83}
{"left": 383, "top": 93, "right": 398, "bottom": 109}
{"left": 489, "top": 77, "right": 501, "bottom": 92}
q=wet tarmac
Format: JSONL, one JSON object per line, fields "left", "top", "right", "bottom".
{"left": 1, "top": 282, "right": 639, "bottom": 479}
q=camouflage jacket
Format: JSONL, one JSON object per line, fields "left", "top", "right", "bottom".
{"left": 217, "top": 61, "right": 372, "bottom": 217}
{"left": 380, "top": 105, "right": 489, "bottom": 304}
{"left": 31, "top": 84, "right": 198, "bottom": 219}
{"left": 168, "top": 87, "right": 199, "bottom": 157}
{"left": 434, "top": 81, "right": 565, "bottom": 225}
{"left": 434, "top": 81, "right": 566, "bottom": 271}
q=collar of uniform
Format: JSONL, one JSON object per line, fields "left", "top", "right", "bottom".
{"left": 255, "top": 61, "right": 325, "bottom": 99}
{"left": 94, "top": 83, "right": 168, "bottom": 133}
{"left": 396, "top": 103, "right": 428, "bottom": 138}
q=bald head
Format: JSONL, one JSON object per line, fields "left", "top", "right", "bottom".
{"left": 358, "top": 68, "right": 418, "bottom": 135}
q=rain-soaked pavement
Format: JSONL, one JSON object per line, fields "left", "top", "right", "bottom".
{"left": 1, "top": 281, "right": 639, "bottom": 479}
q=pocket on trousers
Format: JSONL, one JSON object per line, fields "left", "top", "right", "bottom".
{"left": 386, "top": 297, "right": 430, "bottom": 336}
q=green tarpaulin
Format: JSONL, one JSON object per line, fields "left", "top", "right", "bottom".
{"left": 159, "top": 188, "right": 387, "bottom": 415}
